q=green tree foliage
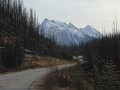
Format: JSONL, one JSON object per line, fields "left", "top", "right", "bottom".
{"left": 91, "top": 61, "right": 120, "bottom": 90}
{"left": 72, "top": 65, "right": 87, "bottom": 90}
{"left": 98, "top": 62, "right": 120, "bottom": 90}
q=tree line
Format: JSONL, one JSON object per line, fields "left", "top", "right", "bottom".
{"left": 0, "top": 0, "right": 73, "bottom": 68}
{"left": 77, "top": 32, "right": 120, "bottom": 89}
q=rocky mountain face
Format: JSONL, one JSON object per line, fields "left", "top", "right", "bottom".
{"left": 39, "top": 18, "right": 102, "bottom": 46}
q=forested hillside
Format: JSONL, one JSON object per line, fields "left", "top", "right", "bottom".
{"left": 76, "top": 31, "right": 120, "bottom": 89}
{"left": 0, "top": 0, "right": 72, "bottom": 68}
{"left": 0, "top": 0, "right": 46, "bottom": 51}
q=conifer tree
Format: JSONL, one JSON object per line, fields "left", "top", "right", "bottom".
{"left": 98, "top": 61, "right": 120, "bottom": 90}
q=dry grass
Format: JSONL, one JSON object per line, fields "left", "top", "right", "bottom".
{"left": 0, "top": 54, "right": 73, "bottom": 74}
{"left": 36, "top": 65, "right": 95, "bottom": 90}
{"left": 23, "top": 54, "right": 72, "bottom": 68}
{"left": 36, "top": 66, "right": 74, "bottom": 90}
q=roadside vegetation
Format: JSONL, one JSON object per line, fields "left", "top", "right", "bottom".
{"left": 0, "top": 0, "right": 74, "bottom": 71}
{"left": 24, "top": 54, "right": 72, "bottom": 68}
{"left": 77, "top": 35, "right": 120, "bottom": 90}
{"left": 37, "top": 63, "right": 94, "bottom": 90}
{"left": 0, "top": 53, "right": 72, "bottom": 73}
{"left": 40, "top": 23, "right": 120, "bottom": 90}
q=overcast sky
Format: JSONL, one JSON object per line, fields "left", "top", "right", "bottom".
{"left": 23, "top": 0, "right": 120, "bottom": 33}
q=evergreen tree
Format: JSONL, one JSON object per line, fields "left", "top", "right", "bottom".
{"left": 98, "top": 62, "right": 120, "bottom": 90}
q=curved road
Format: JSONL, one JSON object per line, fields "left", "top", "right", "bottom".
{"left": 0, "top": 64, "right": 75, "bottom": 90}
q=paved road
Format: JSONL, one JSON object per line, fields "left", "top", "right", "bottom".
{"left": 0, "top": 64, "right": 75, "bottom": 90}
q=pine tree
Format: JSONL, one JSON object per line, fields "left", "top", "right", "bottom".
{"left": 98, "top": 62, "right": 120, "bottom": 90}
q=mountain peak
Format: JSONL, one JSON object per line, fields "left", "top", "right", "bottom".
{"left": 81, "top": 25, "right": 101, "bottom": 38}
{"left": 40, "top": 19, "right": 102, "bottom": 45}
{"left": 68, "top": 23, "right": 79, "bottom": 31}
{"left": 50, "top": 19, "right": 63, "bottom": 25}
{"left": 68, "top": 23, "right": 74, "bottom": 26}
{"left": 43, "top": 18, "right": 49, "bottom": 22}
{"left": 85, "top": 25, "right": 97, "bottom": 31}
{"left": 86, "top": 25, "right": 92, "bottom": 28}
{"left": 85, "top": 25, "right": 99, "bottom": 32}
{"left": 68, "top": 23, "right": 75, "bottom": 27}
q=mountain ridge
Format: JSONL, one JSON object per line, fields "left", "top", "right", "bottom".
{"left": 39, "top": 18, "right": 102, "bottom": 46}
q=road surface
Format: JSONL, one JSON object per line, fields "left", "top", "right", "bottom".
{"left": 0, "top": 64, "right": 75, "bottom": 90}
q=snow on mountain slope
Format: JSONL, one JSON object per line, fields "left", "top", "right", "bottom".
{"left": 80, "top": 25, "right": 102, "bottom": 38}
{"left": 39, "top": 18, "right": 102, "bottom": 45}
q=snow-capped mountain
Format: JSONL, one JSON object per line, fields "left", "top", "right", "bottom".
{"left": 39, "top": 18, "right": 102, "bottom": 45}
